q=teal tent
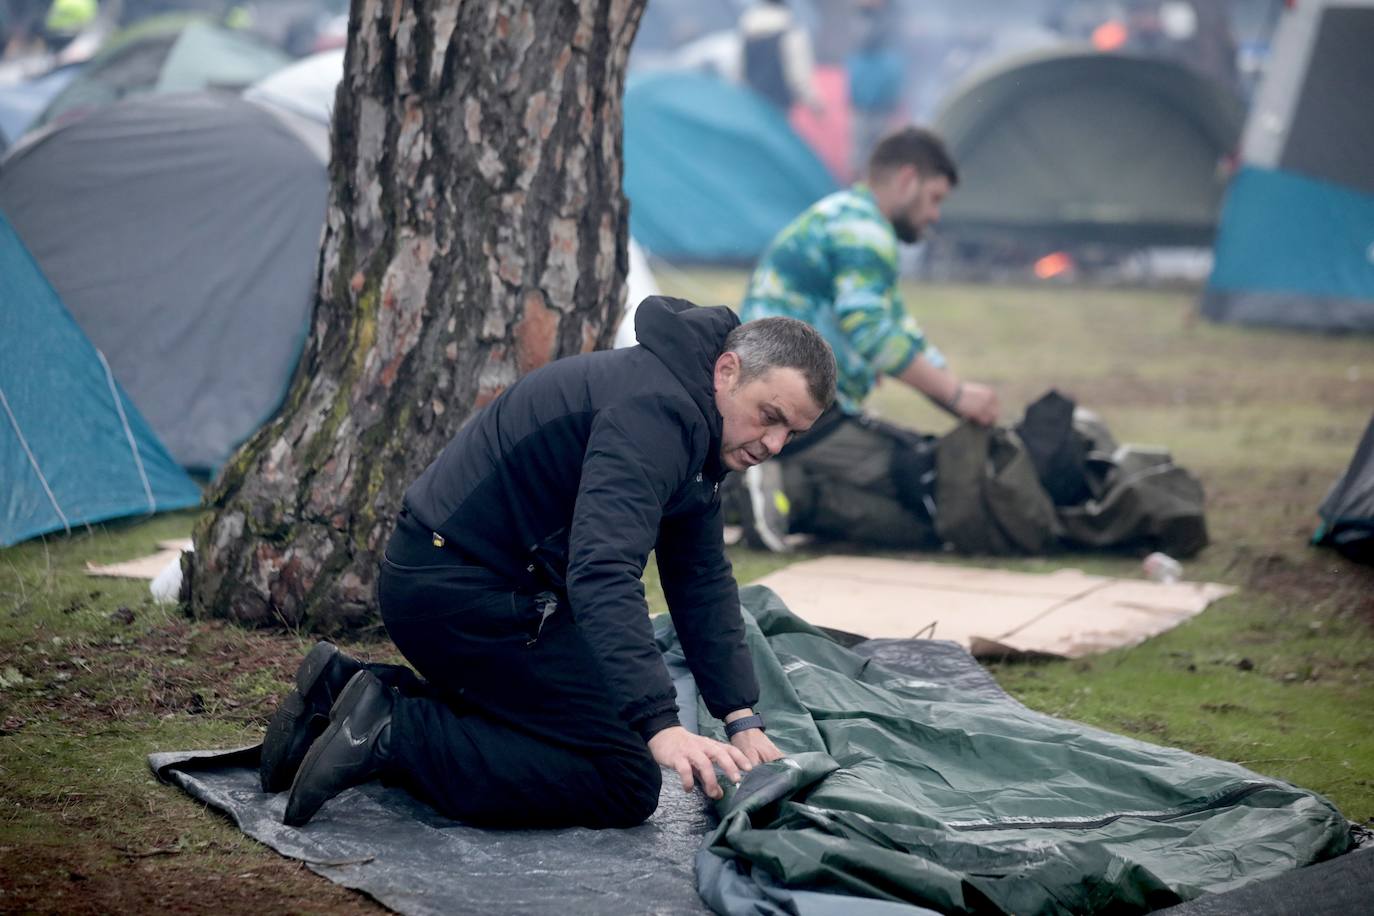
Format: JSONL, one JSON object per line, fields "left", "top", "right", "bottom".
{"left": 623, "top": 72, "right": 837, "bottom": 263}
{"left": 1202, "top": 0, "right": 1374, "bottom": 332}
{"left": 0, "top": 212, "right": 200, "bottom": 547}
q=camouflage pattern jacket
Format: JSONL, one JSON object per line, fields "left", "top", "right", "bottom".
{"left": 740, "top": 184, "right": 944, "bottom": 412}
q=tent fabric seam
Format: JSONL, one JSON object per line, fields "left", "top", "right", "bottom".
{"left": 0, "top": 384, "right": 71, "bottom": 534}
{"left": 97, "top": 349, "right": 156, "bottom": 513}
{"left": 946, "top": 780, "right": 1273, "bottom": 832}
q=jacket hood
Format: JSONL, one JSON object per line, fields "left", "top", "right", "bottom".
{"left": 635, "top": 296, "right": 740, "bottom": 480}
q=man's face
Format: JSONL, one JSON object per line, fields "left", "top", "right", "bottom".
{"left": 889, "top": 168, "right": 951, "bottom": 244}
{"left": 713, "top": 353, "right": 823, "bottom": 472}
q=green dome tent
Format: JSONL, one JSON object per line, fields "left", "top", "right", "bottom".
{"left": 623, "top": 71, "right": 837, "bottom": 263}
{"left": 932, "top": 49, "right": 1244, "bottom": 247}
{"left": 32, "top": 14, "right": 289, "bottom": 131}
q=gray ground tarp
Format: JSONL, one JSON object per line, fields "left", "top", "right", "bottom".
{"left": 150, "top": 744, "right": 714, "bottom": 916}
{"left": 1153, "top": 846, "right": 1374, "bottom": 916}
{"left": 152, "top": 587, "right": 1364, "bottom": 915}
{"left": 149, "top": 613, "right": 1006, "bottom": 915}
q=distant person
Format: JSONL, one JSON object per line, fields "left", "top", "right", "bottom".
{"left": 1161, "top": 1, "right": 1239, "bottom": 98}
{"left": 846, "top": 0, "right": 905, "bottom": 174}
{"left": 42, "top": 0, "right": 95, "bottom": 47}
{"left": 735, "top": 126, "right": 999, "bottom": 552}
{"left": 1100, "top": 1, "right": 1239, "bottom": 98}
{"left": 738, "top": 0, "right": 822, "bottom": 115}
{"left": 2, "top": 0, "right": 53, "bottom": 59}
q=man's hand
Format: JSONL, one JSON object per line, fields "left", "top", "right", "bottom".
{"left": 729, "top": 727, "right": 783, "bottom": 765}
{"left": 953, "top": 381, "right": 999, "bottom": 426}
{"left": 647, "top": 726, "right": 752, "bottom": 800}
{"left": 896, "top": 355, "right": 1000, "bottom": 427}
{"left": 723, "top": 708, "right": 783, "bottom": 765}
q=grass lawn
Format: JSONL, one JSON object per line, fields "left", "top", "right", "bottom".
{"left": 3, "top": 274, "right": 1372, "bottom": 911}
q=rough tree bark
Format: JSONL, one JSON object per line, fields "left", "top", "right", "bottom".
{"left": 187, "top": 0, "right": 647, "bottom": 633}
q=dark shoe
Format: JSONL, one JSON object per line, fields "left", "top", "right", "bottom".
{"left": 741, "top": 462, "right": 792, "bottom": 553}
{"left": 283, "top": 670, "right": 394, "bottom": 827}
{"left": 260, "top": 641, "right": 364, "bottom": 793}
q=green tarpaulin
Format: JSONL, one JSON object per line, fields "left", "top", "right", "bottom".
{"left": 660, "top": 587, "right": 1351, "bottom": 915}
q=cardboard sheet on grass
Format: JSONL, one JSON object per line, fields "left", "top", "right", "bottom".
{"left": 84, "top": 539, "right": 192, "bottom": 579}
{"left": 152, "top": 587, "right": 1361, "bottom": 916}
{"left": 755, "top": 556, "right": 1235, "bottom": 659}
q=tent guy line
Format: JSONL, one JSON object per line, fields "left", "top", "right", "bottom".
{"left": 98, "top": 349, "right": 157, "bottom": 514}
{"left": 0, "top": 384, "right": 71, "bottom": 534}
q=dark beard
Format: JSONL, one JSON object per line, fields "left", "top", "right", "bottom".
{"left": 891, "top": 216, "right": 922, "bottom": 244}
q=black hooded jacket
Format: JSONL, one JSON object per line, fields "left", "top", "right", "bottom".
{"left": 402, "top": 297, "right": 758, "bottom": 740}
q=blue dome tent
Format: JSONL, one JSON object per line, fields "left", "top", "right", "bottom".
{"left": 0, "top": 213, "right": 200, "bottom": 547}
{"left": 0, "top": 92, "right": 329, "bottom": 473}
{"left": 623, "top": 71, "right": 836, "bottom": 263}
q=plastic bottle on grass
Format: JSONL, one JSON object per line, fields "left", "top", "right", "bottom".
{"left": 1142, "top": 552, "right": 1182, "bottom": 584}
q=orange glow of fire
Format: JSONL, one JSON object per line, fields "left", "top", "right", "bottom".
{"left": 1034, "top": 252, "right": 1074, "bottom": 279}
{"left": 1092, "top": 20, "right": 1129, "bottom": 51}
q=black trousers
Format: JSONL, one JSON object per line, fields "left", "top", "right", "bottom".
{"left": 375, "top": 512, "right": 662, "bottom": 829}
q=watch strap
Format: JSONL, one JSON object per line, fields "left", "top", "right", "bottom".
{"left": 723, "top": 713, "right": 765, "bottom": 737}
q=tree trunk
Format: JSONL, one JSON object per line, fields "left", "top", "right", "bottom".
{"left": 187, "top": 0, "right": 646, "bottom": 633}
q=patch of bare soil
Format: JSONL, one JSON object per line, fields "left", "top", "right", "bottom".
{"left": 0, "top": 841, "right": 385, "bottom": 915}
{"left": 1244, "top": 551, "right": 1374, "bottom": 625}
{"left": 0, "top": 618, "right": 401, "bottom": 913}
{"left": 0, "top": 617, "right": 393, "bottom": 737}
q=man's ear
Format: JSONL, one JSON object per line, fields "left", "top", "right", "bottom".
{"left": 899, "top": 163, "right": 922, "bottom": 196}
{"left": 714, "top": 351, "right": 740, "bottom": 392}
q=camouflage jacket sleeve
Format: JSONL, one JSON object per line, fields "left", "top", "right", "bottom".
{"left": 829, "top": 210, "right": 931, "bottom": 377}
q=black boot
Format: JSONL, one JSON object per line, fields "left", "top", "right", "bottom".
{"left": 260, "top": 641, "right": 364, "bottom": 793}
{"left": 283, "top": 670, "right": 394, "bottom": 827}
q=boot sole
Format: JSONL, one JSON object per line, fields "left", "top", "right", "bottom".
{"left": 295, "top": 641, "right": 340, "bottom": 696}
{"left": 259, "top": 642, "right": 340, "bottom": 793}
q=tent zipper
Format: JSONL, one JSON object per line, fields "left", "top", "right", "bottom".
{"left": 946, "top": 780, "right": 1273, "bottom": 832}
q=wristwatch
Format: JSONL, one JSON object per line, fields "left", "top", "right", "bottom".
{"left": 723, "top": 713, "right": 765, "bottom": 737}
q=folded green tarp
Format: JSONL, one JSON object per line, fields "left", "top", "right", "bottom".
{"left": 665, "top": 586, "right": 1352, "bottom": 915}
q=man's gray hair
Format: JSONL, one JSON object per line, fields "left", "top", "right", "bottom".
{"left": 723, "top": 317, "right": 837, "bottom": 410}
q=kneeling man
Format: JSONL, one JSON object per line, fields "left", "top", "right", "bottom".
{"left": 261, "top": 297, "right": 836, "bottom": 828}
